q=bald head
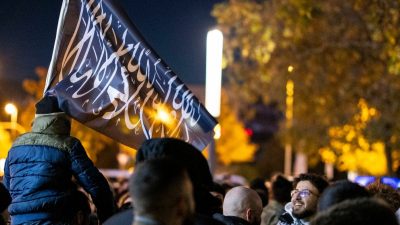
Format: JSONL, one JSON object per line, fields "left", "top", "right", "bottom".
{"left": 223, "top": 186, "right": 263, "bottom": 225}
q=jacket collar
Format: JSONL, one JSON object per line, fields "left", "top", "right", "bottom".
{"left": 213, "top": 213, "right": 252, "bottom": 225}
{"left": 284, "top": 203, "right": 310, "bottom": 225}
{"left": 32, "top": 112, "right": 71, "bottom": 135}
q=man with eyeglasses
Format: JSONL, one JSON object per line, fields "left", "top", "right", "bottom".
{"left": 277, "top": 173, "right": 329, "bottom": 225}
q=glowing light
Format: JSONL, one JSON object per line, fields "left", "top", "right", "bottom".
{"left": 0, "top": 159, "right": 5, "bottom": 176}
{"left": 5, "top": 103, "right": 18, "bottom": 133}
{"left": 213, "top": 124, "right": 221, "bottom": 140}
{"left": 245, "top": 128, "right": 253, "bottom": 136}
{"left": 288, "top": 65, "right": 294, "bottom": 73}
{"left": 206, "top": 29, "right": 223, "bottom": 117}
{"left": 5, "top": 103, "right": 17, "bottom": 115}
{"left": 156, "top": 108, "right": 172, "bottom": 124}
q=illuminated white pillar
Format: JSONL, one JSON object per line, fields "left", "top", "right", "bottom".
{"left": 206, "top": 29, "right": 223, "bottom": 118}
{"left": 205, "top": 29, "right": 223, "bottom": 175}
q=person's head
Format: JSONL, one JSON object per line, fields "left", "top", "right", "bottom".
{"left": 310, "top": 198, "right": 398, "bottom": 225}
{"left": 70, "top": 190, "right": 92, "bottom": 225}
{"left": 35, "top": 95, "right": 63, "bottom": 115}
{"left": 130, "top": 158, "right": 195, "bottom": 225}
{"left": 271, "top": 174, "right": 292, "bottom": 204}
{"left": 318, "top": 180, "right": 370, "bottom": 211}
{"left": 250, "top": 178, "right": 269, "bottom": 207}
{"left": 290, "top": 173, "right": 329, "bottom": 219}
{"left": 223, "top": 186, "right": 263, "bottom": 225}
{"left": 366, "top": 180, "right": 400, "bottom": 213}
{"left": 136, "top": 138, "right": 219, "bottom": 215}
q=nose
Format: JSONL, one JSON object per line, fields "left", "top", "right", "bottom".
{"left": 292, "top": 192, "right": 301, "bottom": 200}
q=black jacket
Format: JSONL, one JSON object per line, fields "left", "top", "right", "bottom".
{"left": 213, "top": 213, "right": 252, "bottom": 225}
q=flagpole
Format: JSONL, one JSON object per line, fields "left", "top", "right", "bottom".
{"left": 44, "top": 0, "right": 70, "bottom": 94}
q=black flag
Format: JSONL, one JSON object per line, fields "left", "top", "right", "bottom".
{"left": 45, "top": 0, "right": 217, "bottom": 150}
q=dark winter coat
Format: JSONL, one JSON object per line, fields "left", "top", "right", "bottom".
{"left": 4, "top": 113, "right": 116, "bottom": 225}
{"left": 212, "top": 213, "right": 252, "bottom": 225}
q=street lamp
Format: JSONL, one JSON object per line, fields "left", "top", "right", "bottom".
{"left": 205, "top": 29, "right": 223, "bottom": 174}
{"left": 5, "top": 103, "right": 18, "bottom": 133}
{"left": 284, "top": 67, "right": 294, "bottom": 176}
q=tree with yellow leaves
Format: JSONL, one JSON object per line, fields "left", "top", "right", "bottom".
{"left": 213, "top": 0, "right": 400, "bottom": 174}
{"left": 216, "top": 91, "right": 257, "bottom": 165}
{"left": 0, "top": 127, "right": 12, "bottom": 159}
{"left": 320, "top": 99, "right": 387, "bottom": 175}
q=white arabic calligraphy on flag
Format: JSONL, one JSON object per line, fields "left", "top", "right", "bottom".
{"left": 45, "top": 0, "right": 217, "bottom": 150}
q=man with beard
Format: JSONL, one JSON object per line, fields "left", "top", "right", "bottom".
{"left": 277, "top": 174, "right": 329, "bottom": 225}
{"left": 130, "top": 158, "right": 195, "bottom": 225}
{"left": 213, "top": 186, "right": 263, "bottom": 225}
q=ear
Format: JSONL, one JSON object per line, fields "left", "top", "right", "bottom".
{"left": 75, "top": 211, "right": 84, "bottom": 225}
{"left": 175, "top": 197, "right": 186, "bottom": 216}
{"left": 246, "top": 208, "right": 253, "bottom": 222}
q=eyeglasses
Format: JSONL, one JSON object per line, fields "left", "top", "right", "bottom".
{"left": 290, "top": 189, "right": 318, "bottom": 198}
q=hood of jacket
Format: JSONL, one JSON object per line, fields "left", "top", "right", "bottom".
{"left": 32, "top": 112, "right": 71, "bottom": 135}
{"left": 282, "top": 203, "right": 310, "bottom": 225}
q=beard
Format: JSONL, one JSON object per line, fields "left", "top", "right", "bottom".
{"left": 292, "top": 208, "right": 315, "bottom": 219}
{"left": 182, "top": 212, "right": 196, "bottom": 225}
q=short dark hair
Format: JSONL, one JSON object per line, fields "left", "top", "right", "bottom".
{"left": 136, "top": 138, "right": 213, "bottom": 190}
{"left": 310, "top": 198, "right": 397, "bottom": 225}
{"left": 318, "top": 180, "right": 370, "bottom": 211}
{"left": 250, "top": 178, "right": 269, "bottom": 207}
{"left": 293, "top": 173, "right": 329, "bottom": 194}
{"left": 367, "top": 181, "right": 400, "bottom": 212}
{"left": 129, "top": 158, "right": 190, "bottom": 214}
{"left": 35, "top": 95, "right": 63, "bottom": 114}
{"left": 272, "top": 174, "right": 292, "bottom": 204}
{"left": 136, "top": 138, "right": 220, "bottom": 216}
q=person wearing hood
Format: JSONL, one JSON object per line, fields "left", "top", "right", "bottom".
{"left": 277, "top": 174, "right": 328, "bottom": 225}
{"left": 3, "top": 95, "right": 116, "bottom": 225}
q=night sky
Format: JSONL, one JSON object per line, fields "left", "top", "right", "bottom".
{"left": 0, "top": 0, "right": 224, "bottom": 87}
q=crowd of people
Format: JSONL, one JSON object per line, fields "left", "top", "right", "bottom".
{"left": 1, "top": 96, "right": 400, "bottom": 225}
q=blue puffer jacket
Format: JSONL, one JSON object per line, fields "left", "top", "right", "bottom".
{"left": 4, "top": 113, "right": 116, "bottom": 225}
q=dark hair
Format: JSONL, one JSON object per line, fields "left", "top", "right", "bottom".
{"left": 310, "top": 198, "right": 397, "bottom": 225}
{"left": 136, "top": 138, "right": 220, "bottom": 216}
{"left": 35, "top": 95, "right": 63, "bottom": 114}
{"left": 250, "top": 177, "right": 268, "bottom": 192}
{"left": 272, "top": 174, "right": 292, "bottom": 204}
{"left": 136, "top": 138, "right": 213, "bottom": 189}
{"left": 366, "top": 180, "right": 400, "bottom": 212}
{"left": 130, "top": 158, "right": 190, "bottom": 214}
{"left": 250, "top": 178, "right": 269, "bottom": 207}
{"left": 293, "top": 173, "right": 329, "bottom": 195}
{"left": 318, "top": 180, "right": 370, "bottom": 211}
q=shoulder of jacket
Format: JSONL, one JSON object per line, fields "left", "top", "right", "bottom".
{"left": 277, "top": 211, "right": 294, "bottom": 225}
{"left": 12, "top": 132, "right": 80, "bottom": 152}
